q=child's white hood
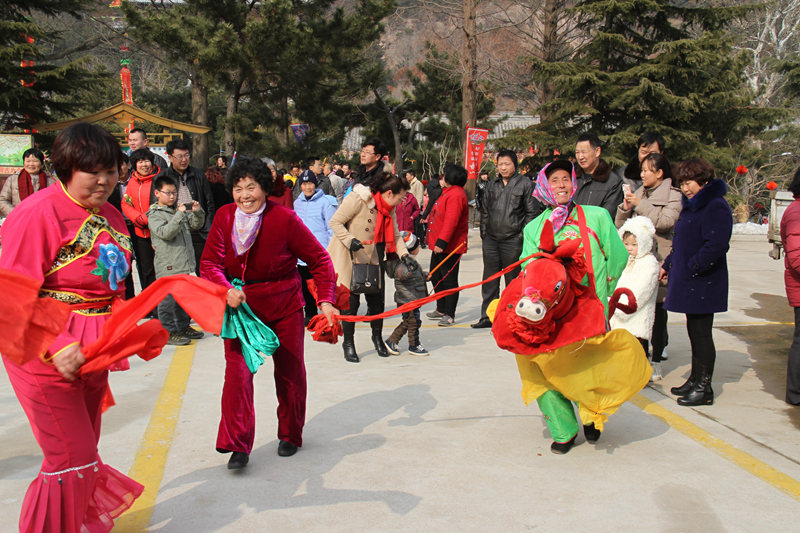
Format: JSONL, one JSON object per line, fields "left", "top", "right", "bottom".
{"left": 618, "top": 216, "right": 655, "bottom": 259}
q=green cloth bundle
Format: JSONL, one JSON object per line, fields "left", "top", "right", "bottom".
{"left": 220, "top": 278, "right": 280, "bottom": 373}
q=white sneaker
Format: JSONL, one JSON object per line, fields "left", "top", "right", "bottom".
{"left": 661, "top": 349, "right": 668, "bottom": 361}
{"left": 650, "top": 362, "right": 663, "bottom": 382}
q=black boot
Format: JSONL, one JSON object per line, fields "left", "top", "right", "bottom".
{"left": 670, "top": 375, "right": 696, "bottom": 396}
{"left": 343, "top": 342, "right": 359, "bottom": 363}
{"left": 372, "top": 335, "right": 390, "bottom": 357}
{"left": 677, "top": 369, "right": 713, "bottom": 406}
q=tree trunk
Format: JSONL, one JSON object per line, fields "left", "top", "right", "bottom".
{"left": 461, "top": 0, "right": 478, "bottom": 134}
{"left": 190, "top": 69, "right": 209, "bottom": 168}
{"left": 538, "top": 0, "right": 558, "bottom": 116}
{"left": 224, "top": 72, "right": 244, "bottom": 158}
{"left": 372, "top": 87, "right": 403, "bottom": 173}
{"left": 275, "top": 95, "right": 291, "bottom": 168}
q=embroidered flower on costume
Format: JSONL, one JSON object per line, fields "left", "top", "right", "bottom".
{"left": 91, "top": 243, "right": 129, "bottom": 290}
{"left": 123, "top": 193, "right": 134, "bottom": 207}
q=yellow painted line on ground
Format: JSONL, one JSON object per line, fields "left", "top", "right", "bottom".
{"left": 631, "top": 393, "right": 800, "bottom": 502}
{"left": 116, "top": 344, "right": 197, "bottom": 531}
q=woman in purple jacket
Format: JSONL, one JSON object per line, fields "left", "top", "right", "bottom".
{"left": 660, "top": 159, "right": 732, "bottom": 406}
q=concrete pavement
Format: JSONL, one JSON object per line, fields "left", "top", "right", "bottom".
{"left": 1, "top": 230, "right": 799, "bottom": 531}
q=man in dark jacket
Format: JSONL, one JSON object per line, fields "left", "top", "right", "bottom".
{"left": 162, "top": 138, "right": 216, "bottom": 274}
{"left": 470, "top": 149, "right": 542, "bottom": 328}
{"left": 573, "top": 132, "right": 624, "bottom": 217}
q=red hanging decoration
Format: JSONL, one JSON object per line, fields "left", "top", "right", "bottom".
{"left": 767, "top": 181, "right": 778, "bottom": 190}
{"left": 736, "top": 165, "right": 748, "bottom": 175}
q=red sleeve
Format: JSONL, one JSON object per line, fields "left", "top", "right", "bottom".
{"left": 199, "top": 207, "right": 235, "bottom": 290}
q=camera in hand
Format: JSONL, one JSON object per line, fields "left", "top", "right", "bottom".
{"left": 183, "top": 201, "right": 194, "bottom": 210}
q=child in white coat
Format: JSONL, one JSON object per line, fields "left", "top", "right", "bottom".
{"left": 610, "top": 216, "right": 662, "bottom": 381}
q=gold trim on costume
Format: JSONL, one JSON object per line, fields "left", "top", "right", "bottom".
{"left": 39, "top": 289, "right": 114, "bottom": 315}
{"left": 47, "top": 215, "right": 132, "bottom": 276}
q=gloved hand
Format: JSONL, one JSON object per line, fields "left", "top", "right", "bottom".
{"left": 401, "top": 254, "right": 419, "bottom": 272}
{"left": 349, "top": 238, "right": 364, "bottom": 252}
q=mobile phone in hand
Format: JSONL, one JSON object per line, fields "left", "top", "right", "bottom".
{"left": 622, "top": 183, "right": 632, "bottom": 196}
{"left": 183, "top": 201, "right": 194, "bottom": 210}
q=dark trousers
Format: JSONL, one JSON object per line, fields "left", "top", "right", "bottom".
{"left": 342, "top": 280, "right": 385, "bottom": 344}
{"left": 686, "top": 313, "right": 716, "bottom": 377}
{"left": 389, "top": 309, "right": 421, "bottom": 346}
{"left": 158, "top": 293, "right": 190, "bottom": 333}
{"left": 651, "top": 302, "right": 669, "bottom": 362}
{"left": 479, "top": 234, "right": 523, "bottom": 318}
{"left": 788, "top": 307, "right": 800, "bottom": 404}
{"left": 131, "top": 233, "right": 156, "bottom": 291}
{"left": 191, "top": 231, "right": 206, "bottom": 276}
{"left": 430, "top": 251, "right": 461, "bottom": 318}
{"left": 297, "top": 265, "right": 317, "bottom": 319}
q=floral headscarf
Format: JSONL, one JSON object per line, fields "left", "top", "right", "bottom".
{"left": 533, "top": 160, "right": 578, "bottom": 234}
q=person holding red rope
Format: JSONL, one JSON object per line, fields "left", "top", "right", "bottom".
{"left": 515, "top": 159, "right": 628, "bottom": 454}
{"left": 328, "top": 172, "right": 413, "bottom": 363}
{"left": 425, "top": 163, "right": 469, "bottom": 326}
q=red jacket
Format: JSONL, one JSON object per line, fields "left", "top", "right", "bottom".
{"left": 395, "top": 193, "right": 420, "bottom": 232}
{"left": 122, "top": 168, "right": 160, "bottom": 238}
{"left": 781, "top": 198, "right": 800, "bottom": 306}
{"left": 199, "top": 202, "right": 335, "bottom": 323}
{"left": 427, "top": 185, "right": 468, "bottom": 254}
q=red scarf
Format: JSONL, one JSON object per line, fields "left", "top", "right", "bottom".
{"left": 372, "top": 192, "right": 396, "bottom": 253}
{"left": 18, "top": 169, "right": 48, "bottom": 201}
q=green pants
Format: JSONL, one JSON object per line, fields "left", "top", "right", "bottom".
{"left": 537, "top": 390, "right": 579, "bottom": 443}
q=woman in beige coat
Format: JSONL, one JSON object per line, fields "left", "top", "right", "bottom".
{"left": 328, "top": 173, "right": 412, "bottom": 363}
{"left": 0, "top": 148, "right": 55, "bottom": 217}
{"left": 615, "top": 152, "right": 682, "bottom": 379}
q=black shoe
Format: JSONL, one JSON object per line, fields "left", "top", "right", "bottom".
{"left": 278, "top": 440, "right": 298, "bottom": 457}
{"left": 677, "top": 372, "right": 714, "bottom": 406}
{"left": 343, "top": 342, "right": 359, "bottom": 363}
{"left": 181, "top": 326, "right": 204, "bottom": 339}
{"left": 384, "top": 339, "right": 400, "bottom": 355}
{"left": 550, "top": 435, "right": 577, "bottom": 455}
{"left": 583, "top": 423, "right": 601, "bottom": 444}
{"left": 372, "top": 335, "right": 389, "bottom": 357}
{"left": 471, "top": 317, "right": 492, "bottom": 329}
{"left": 227, "top": 451, "right": 249, "bottom": 470}
{"left": 671, "top": 376, "right": 696, "bottom": 396}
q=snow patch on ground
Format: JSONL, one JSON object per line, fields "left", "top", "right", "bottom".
{"left": 733, "top": 222, "right": 767, "bottom": 235}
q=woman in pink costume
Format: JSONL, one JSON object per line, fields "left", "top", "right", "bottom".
{"left": 200, "top": 156, "right": 335, "bottom": 470}
{"left": 0, "top": 123, "right": 143, "bottom": 532}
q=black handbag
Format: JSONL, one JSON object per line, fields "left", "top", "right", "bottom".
{"left": 350, "top": 252, "right": 381, "bottom": 294}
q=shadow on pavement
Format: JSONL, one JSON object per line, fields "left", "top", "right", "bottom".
{"left": 150, "top": 384, "right": 436, "bottom": 532}
{"left": 719, "top": 292, "right": 800, "bottom": 430}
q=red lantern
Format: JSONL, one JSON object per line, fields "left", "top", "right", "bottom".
{"left": 767, "top": 181, "right": 778, "bottom": 190}
{"left": 736, "top": 165, "right": 748, "bottom": 175}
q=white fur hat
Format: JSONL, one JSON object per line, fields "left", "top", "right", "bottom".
{"left": 618, "top": 216, "right": 656, "bottom": 258}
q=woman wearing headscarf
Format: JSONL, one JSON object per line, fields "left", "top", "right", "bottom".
{"left": 200, "top": 156, "right": 335, "bottom": 469}
{"left": 0, "top": 148, "right": 55, "bottom": 217}
{"left": 515, "top": 159, "right": 628, "bottom": 454}
{"left": 328, "top": 172, "right": 413, "bottom": 363}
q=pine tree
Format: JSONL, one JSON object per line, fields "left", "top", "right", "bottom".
{"left": 0, "top": 0, "right": 104, "bottom": 129}
{"left": 526, "top": 0, "right": 780, "bottom": 166}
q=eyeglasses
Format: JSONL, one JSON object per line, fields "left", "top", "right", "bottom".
{"left": 157, "top": 190, "right": 177, "bottom": 196}
{"left": 171, "top": 153, "right": 191, "bottom": 160}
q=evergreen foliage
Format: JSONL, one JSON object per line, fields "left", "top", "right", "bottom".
{"left": 0, "top": 0, "right": 105, "bottom": 130}
{"left": 521, "top": 0, "right": 780, "bottom": 167}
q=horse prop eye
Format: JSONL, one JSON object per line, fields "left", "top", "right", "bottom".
{"left": 554, "top": 280, "right": 563, "bottom": 292}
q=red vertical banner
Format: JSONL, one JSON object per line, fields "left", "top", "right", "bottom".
{"left": 464, "top": 127, "right": 489, "bottom": 180}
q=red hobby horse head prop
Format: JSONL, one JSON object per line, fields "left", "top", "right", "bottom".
{"left": 492, "top": 220, "right": 608, "bottom": 356}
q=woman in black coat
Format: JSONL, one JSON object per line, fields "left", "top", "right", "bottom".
{"left": 660, "top": 158, "right": 732, "bottom": 406}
